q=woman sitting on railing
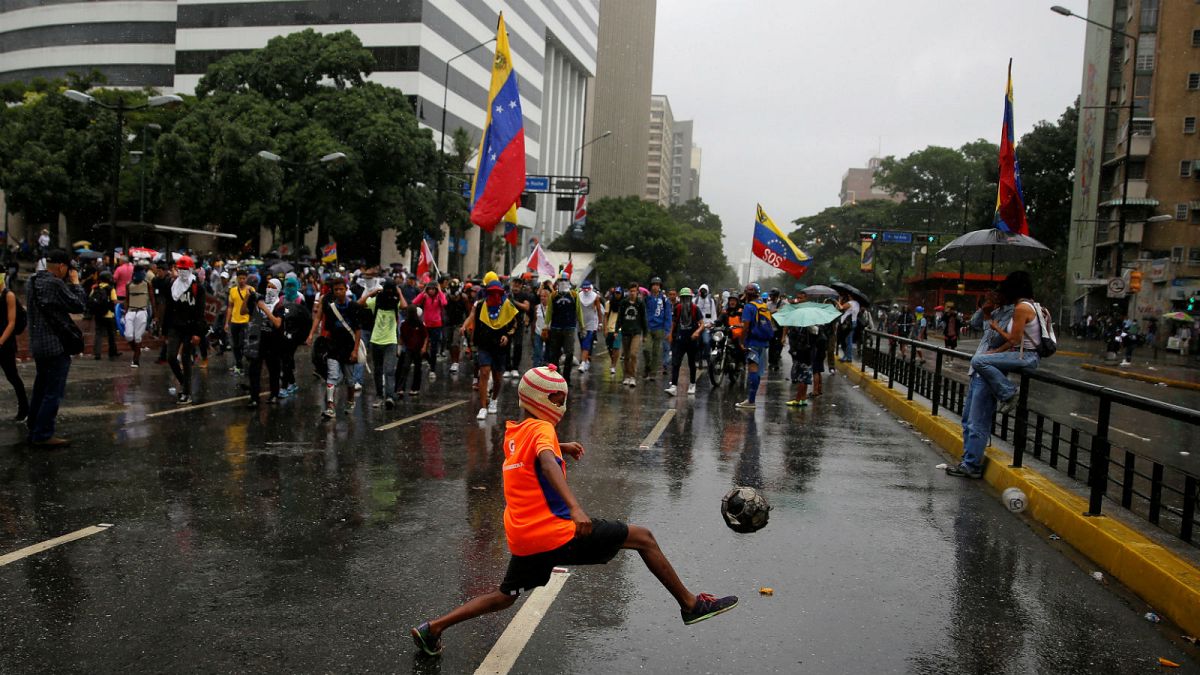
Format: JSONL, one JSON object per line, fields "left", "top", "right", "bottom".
{"left": 970, "top": 271, "right": 1041, "bottom": 416}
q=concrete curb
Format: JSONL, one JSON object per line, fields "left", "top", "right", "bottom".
{"left": 838, "top": 362, "right": 1200, "bottom": 637}
{"left": 1080, "top": 363, "right": 1200, "bottom": 391}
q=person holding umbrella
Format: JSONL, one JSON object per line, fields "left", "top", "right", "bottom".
{"left": 835, "top": 292, "right": 860, "bottom": 362}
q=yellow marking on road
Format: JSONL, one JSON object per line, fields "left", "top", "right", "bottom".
{"left": 474, "top": 570, "right": 570, "bottom": 675}
{"left": 0, "top": 524, "right": 113, "bottom": 567}
{"left": 639, "top": 409, "right": 676, "bottom": 449}
{"left": 374, "top": 400, "right": 469, "bottom": 431}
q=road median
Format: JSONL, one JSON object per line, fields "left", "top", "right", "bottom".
{"left": 837, "top": 361, "right": 1200, "bottom": 638}
{"left": 1080, "top": 363, "right": 1200, "bottom": 391}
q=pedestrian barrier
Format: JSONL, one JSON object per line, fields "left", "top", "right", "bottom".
{"left": 861, "top": 329, "right": 1200, "bottom": 547}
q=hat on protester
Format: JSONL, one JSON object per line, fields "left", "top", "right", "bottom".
{"left": 177, "top": 255, "right": 195, "bottom": 269}
{"left": 518, "top": 364, "right": 569, "bottom": 425}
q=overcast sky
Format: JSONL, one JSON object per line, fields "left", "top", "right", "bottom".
{"left": 651, "top": 0, "right": 1087, "bottom": 273}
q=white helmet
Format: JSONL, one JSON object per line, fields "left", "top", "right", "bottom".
{"left": 518, "top": 364, "right": 569, "bottom": 424}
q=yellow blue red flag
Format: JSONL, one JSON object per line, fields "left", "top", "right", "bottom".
{"left": 470, "top": 13, "right": 526, "bottom": 232}
{"left": 502, "top": 204, "right": 519, "bottom": 246}
{"left": 752, "top": 204, "right": 810, "bottom": 278}
{"left": 994, "top": 59, "right": 1030, "bottom": 236}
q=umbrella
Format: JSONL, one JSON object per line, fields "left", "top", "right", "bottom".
{"left": 129, "top": 246, "right": 158, "bottom": 259}
{"left": 935, "top": 228, "right": 1053, "bottom": 275}
{"left": 798, "top": 284, "right": 839, "bottom": 298}
{"left": 77, "top": 250, "right": 103, "bottom": 260}
{"left": 773, "top": 302, "right": 842, "bottom": 328}
{"left": 1162, "top": 312, "right": 1193, "bottom": 322}
{"left": 72, "top": 240, "right": 92, "bottom": 249}
{"left": 268, "top": 261, "right": 294, "bottom": 276}
{"left": 243, "top": 258, "right": 264, "bottom": 266}
{"left": 830, "top": 282, "right": 870, "bottom": 306}
{"left": 74, "top": 247, "right": 91, "bottom": 254}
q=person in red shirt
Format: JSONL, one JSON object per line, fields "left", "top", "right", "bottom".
{"left": 410, "top": 365, "right": 738, "bottom": 657}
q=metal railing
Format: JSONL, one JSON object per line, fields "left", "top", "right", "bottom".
{"left": 859, "top": 329, "right": 1200, "bottom": 546}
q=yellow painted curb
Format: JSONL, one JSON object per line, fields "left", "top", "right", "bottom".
{"left": 1056, "top": 349, "right": 1090, "bottom": 358}
{"left": 838, "top": 362, "right": 1200, "bottom": 637}
{"left": 1080, "top": 363, "right": 1200, "bottom": 392}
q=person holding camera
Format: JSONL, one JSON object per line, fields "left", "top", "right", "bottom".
{"left": 25, "top": 249, "right": 87, "bottom": 446}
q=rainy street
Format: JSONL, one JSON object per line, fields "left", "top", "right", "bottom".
{"left": 0, "top": 356, "right": 1193, "bottom": 674}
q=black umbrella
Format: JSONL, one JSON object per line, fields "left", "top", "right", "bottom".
{"left": 76, "top": 250, "right": 104, "bottom": 261}
{"left": 830, "top": 282, "right": 870, "bottom": 306}
{"left": 935, "top": 227, "right": 1053, "bottom": 276}
{"left": 267, "top": 261, "right": 294, "bottom": 276}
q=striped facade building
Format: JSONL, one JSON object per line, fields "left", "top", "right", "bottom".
{"left": 0, "top": 0, "right": 599, "bottom": 262}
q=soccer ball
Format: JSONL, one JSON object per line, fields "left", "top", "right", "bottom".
{"left": 720, "top": 486, "right": 772, "bottom": 533}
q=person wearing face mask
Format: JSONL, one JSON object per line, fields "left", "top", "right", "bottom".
{"left": 576, "top": 280, "right": 603, "bottom": 374}
{"left": 412, "top": 280, "right": 448, "bottom": 382}
{"left": 665, "top": 288, "right": 703, "bottom": 397}
{"left": 276, "top": 276, "right": 310, "bottom": 398}
{"left": 164, "top": 256, "right": 207, "bottom": 405}
{"left": 243, "top": 278, "right": 284, "bottom": 408}
{"left": 544, "top": 272, "right": 583, "bottom": 383}
{"left": 122, "top": 264, "right": 152, "bottom": 368}
{"left": 464, "top": 272, "right": 519, "bottom": 420}
{"left": 694, "top": 284, "right": 717, "bottom": 368}
{"left": 359, "top": 278, "right": 407, "bottom": 408}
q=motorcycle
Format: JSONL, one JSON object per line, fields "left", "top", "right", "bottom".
{"left": 708, "top": 326, "right": 745, "bottom": 387}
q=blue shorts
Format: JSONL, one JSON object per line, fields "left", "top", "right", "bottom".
{"left": 745, "top": 345, "right": 767, "bottom": 366}
{"left": 580, "top": 330, "right": 597, "bottom": 351}
{"left": 606, "top": 332, "right": 622, "bottom": 351}
{"left": 476, "top": 348, "right": 507, "bottom": 370}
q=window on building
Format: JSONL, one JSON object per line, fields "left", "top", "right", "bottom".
{"left": 1189, "top": 73, "right": 1200, "bottom": 89}
{"left": 1131, "top": 118, "right": 1154, "bottom": 135}
{"left": 1193, "top": 209, "right": 1200, "bottom": 225}
{"left": 1182, "top": 160, "right": 1195, "bottom": 177}
{"left": 1193, "top": 29, "right": 1200, "bottom": 47}
{"left": 1191, "top": 249, "right": 1200, "bottom": 266}
{"left": 1128, "top": 161, "right": 1147, "bottom": 179}
{"left": 1141, "top": 0, "right": 1159, "bottom": 29}
{"left": 1179, "top": 203, "right": 1191, "bottom": 220}
{"left": 1136, "top": 34, "right": 1156, "bottom": 71}
{"left": 1172, "top": 246, "right": 1185, "bottom": 262}
{"left": 1187, "top": 116, "right": 1197, "bottom": 133}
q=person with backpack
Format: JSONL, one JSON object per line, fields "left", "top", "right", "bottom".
{"left": 359, "top": 279, "right": 406, "bottom": 408}
{"left": 544, "top": 272, "right": 583, "bottom": 383}
{"left": 398, "top": 305, "right": 429, "bottom": 397}
{"left": 785, "top": 324, "right": 818, "bottom": 408}
{"left": 274, "top": 276, "right": 309, "bottom": 398}
{"left": 0, "top": 272, "right": 29, "bottom": 422}
{"left": 26, "top": 249, "right": 87, "bottom": 446}
{"left": 665, "top": 287, "right": 703, "bottom": 397}
{"left": 242, "top": 278, "right": 284, "bottom": 408}
{"left": 736, "top": 284, "right": 774, "bottom": 410}
{"left": 306, "top": 276, "right": 363, "bottom": 418}
{"left": 89, "top": 271, "right": 120, "bottom": 361}
{"left": 969, "top": 271, "right": 1052, "bottom": 416}
{"left": 164, "top": 256, "right": 207, "bottom": 405}
{"left": 122, "top": 264, "right": 152, "bottom": 368}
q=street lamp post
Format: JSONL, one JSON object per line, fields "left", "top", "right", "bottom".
{"left": 255, "top": 151, "right": 348, "bottom": 257}
{"left": 132, "top": 123, "right": 162, "bottom": 226}
{"left": 63, "top": 90, "right": 181, "bottom": 259}
{"left": 1051, "top": 6, "right": 1140, "bottom": 280}
{"left": 574, "top": 130, "right": 612, "bottom": 177}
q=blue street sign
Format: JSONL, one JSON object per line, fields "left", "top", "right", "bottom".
{"left": 882, "top": 231, "right": 913, "bottom": 244}
{"left": 525, "top": 176, "right": 550, "bottom": 192}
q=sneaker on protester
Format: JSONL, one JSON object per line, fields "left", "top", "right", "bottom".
{"left": 429, "top": 372, "right": 437, "bottom": 383}
{"left": 665, "top": 384, "right": 677, "bottom": 396}
{"left": 734, "top": 400, "right": 756, "bottom": 410}
{"left": 487, "top": 398, "right": 498, "bottom": 415}
{"left": 450, "top": 362, "right": 459, "bottom": 374}
{"left": 687, "top": 384, "right": 696, "bottom": 395}
{"left": 476, "top": 407, "right": 488, "bottom": 421}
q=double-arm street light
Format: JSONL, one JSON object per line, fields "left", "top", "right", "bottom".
{"left": 255, "top": 150, "right": 348, "bottom": 257}
{"left": 1051, "top": 5, "right": 1141, "bottom": 281}
{"left": 128, "top": 123, "right": 162, "bottom": 226}
{"left": 63, "top": 90, "right": 181, "bottom": 258}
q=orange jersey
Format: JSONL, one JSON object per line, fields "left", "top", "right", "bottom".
{"left": 502, "top": 419, "right": 576, "bottom": 556}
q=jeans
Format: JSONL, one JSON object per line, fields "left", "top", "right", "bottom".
{"left": 546, "top": 329, "right": 576, "bottom": 377}
{"left": 0, "top": 341, "right": 27, "bottom": 418}
{"left": 426, "top": 326, "right": 442, "bottom": 372}
{"left": 959, "top": 375, "right": 995, "bottom": 472}
{"left": 531, "top": 332, "right": 545, "bottom": 368}
{"left": 278, "top": 340, "right": 297, "bottom": 389}
{"left": 371, "top": 342, "right": 398, "bottom": 398}
{"left": 28, "top": 354, "right": 70, "bottom": 442}
{"left": 248, "top": 351, "right": 280, "bottom": 400}
{"left": 700, "top": 328, "right": 712, "bottom": 365}
{"left": 325, "top": 357, "right": 356, "bottom": 405}
{"left": 841, "top": 321, "right": 856, "bottom": 361}
{"left": 970, "top": 350, "right": 1039, "bottom": 403}
{"left": 166, "top": 333, "right": 195, "bottom": 394}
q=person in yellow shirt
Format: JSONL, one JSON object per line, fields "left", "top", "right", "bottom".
{"left": 224, "top": 268, "right": 251, "bottom": 374}
{"left": 409, "top": 365, "right": 738, "bottom": 657}
{"left": 90, "top": 271, "right": 119, "bottom": 360}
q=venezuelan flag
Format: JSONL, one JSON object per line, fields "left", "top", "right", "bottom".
{"left": 502, "top": 204, "right": 519, "bottom": 246}
{"left": 752, "top": 204, "right": 810, "bottom": 279}
{"left": 993, "top": 59, "right": 1030, "bottom": 236}
{"left": 470, "top": 13, "right": 526, "bottom": 232}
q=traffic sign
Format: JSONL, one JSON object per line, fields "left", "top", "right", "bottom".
{"left": 881, "top": 231, "right": 913, "bottom": 244}
{"left": 525, "top": 176, "right": 550, "bottom": 192}
{"left": 1106, "top": 277, "right": 1127, "bottom": 298}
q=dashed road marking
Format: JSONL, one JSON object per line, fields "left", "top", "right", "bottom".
{"left": 639, "top": 409, "right": 676, "bottom": 449}
{"left": 474, "top": 569, "right": 570, "bottom": 675}
{"left": 375, "top": 400, "right": 469, "bottom": 431}
{"left": 0, "top": 523, "right": 113, "bottom": 567}
{"left": 145, "top": 394, "right": 256, "bottom": 418}
{"left": 1068, "top": 413, "right": 1152, "bottom": 442}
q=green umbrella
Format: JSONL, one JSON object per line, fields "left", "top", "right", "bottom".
{"left": 773, "top": 302, "right": 842, "bottom": 328}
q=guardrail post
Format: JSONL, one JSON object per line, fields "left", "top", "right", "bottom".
{"left": 887, "top": 339, "right": 897, "bottom": 390}
{"left": 1011, "top": 373, "right": 1030, "bottom": 468}
{"left": 1183, "top": 477, "right": 1197, "bottom": 544}
{"left": 1149, "top": 463, "right": 1163, "bottom": 525}
{"left": 931, "top": 351, "right": 943, "bottom": 417}
{"left": 906, "top": 343, "right": 917, "bottom": 401}
{"left": 1086, "top": 394, "right": 1112, "bottom": 516}
{"left": 861, "top": 334, "right": 869, "bottom": 374}
{"left": 1121, "top": 451, "right": 1135, "bottom": 509}
{"left": 872, "top": 333, "right": 881, "bottom": 380}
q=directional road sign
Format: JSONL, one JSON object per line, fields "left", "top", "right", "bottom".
{"left": 881, "top": 231, "right": 913, "bottom": 244}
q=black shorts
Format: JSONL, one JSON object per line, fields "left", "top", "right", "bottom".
{"left": 500, "top": 519, "right": 629, "bottom": 596}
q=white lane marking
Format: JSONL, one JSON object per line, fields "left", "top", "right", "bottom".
{"left": 474, "top": 570, "right": 570, "bottom": 675}
{"left": 374, "top": 400, "right": 469, "bottom": 431}
{"left": 0, "top": 524, "right": 113, "bottom": 567}
{"left": 1068, "top": 413, "right": 1152, "bottom": 442}
{"left": 639, "top": 409, "right": 676, "bottom": 449}
{"left": 145, "top": 394, "right": 256, "bottom": 418}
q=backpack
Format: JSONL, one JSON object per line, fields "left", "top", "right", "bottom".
{"left": 748, "top": 301, "right": 775, "bottom": 342}
{"left": 282, "top": 301, "right": 312, "bottom": 345}
{"left": 6, "top": 288, "right": 27, "bottom": 336}
{"left": 1026, "top": 301, "right": 1057, "bottom": 358}
{"left": 88, "top": 283, "right": 113, "bottom": 317}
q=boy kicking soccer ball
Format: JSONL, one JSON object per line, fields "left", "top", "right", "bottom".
{"left": 411, "top": 364, "right": 737, "bottom": 656}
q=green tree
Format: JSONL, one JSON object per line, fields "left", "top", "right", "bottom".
{"left": 667, "top": 198, "right": 737, "bottom": 288}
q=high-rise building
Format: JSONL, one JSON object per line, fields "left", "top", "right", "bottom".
{"left": 582, "top": 0, "right": 655, "bottom": 202}
{"left": 1065, "top": 0, "right": 1200, "bottom": 321}
{"left": 645, "top": 94, "right": 673, "bottom": 206}
{"left": 839, "top": 157, "right": 901, "bottom": 206}
{"left": 670, "top": 119, "right": 701, "bottom": 205}
{"left": 0, "top": 0, "right": 178, "bottom": 86}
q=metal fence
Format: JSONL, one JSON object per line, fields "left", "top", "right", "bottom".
{"left": 859, "top": 329, "right": 1200, "bottom": 546}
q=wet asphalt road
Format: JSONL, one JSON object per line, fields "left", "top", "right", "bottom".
{"left": 0, "top": 352, "right": 1195, "bottom": 674}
